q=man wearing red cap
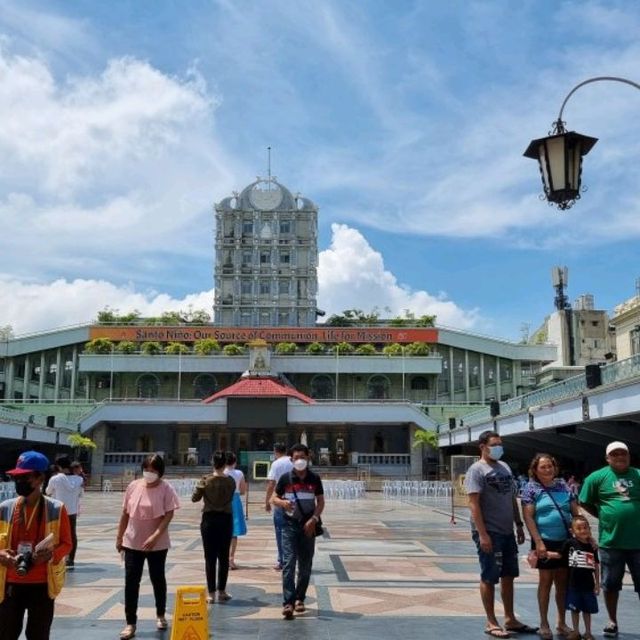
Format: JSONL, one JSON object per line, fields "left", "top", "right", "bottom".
{"left": 579, "top": 441, "right": 640, "bottom": 638}
{"left": 0, "top": 450, "right": 72, "bottom": 640}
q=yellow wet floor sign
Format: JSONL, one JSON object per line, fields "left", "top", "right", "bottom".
{"left": 170, "top": 586, "right": 209, "bottom": 640}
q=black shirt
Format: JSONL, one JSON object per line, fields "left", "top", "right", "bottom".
{"left": 562, "top": 537, "right": 599, "bottom": 592}
{"left": 275, "top": 469, "right": 323, "bottom": 522}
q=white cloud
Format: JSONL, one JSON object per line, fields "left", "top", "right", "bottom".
{"left": 0, "top": 45, "right": 242, "bottom": 284}
{"left": 1, "top": 224, "right": 477, "bottom": 335}
{"left": 0, "top": 277, "right": 214, "bottom": 336}
{"left": 318, "top": 224, "right": 478, "bottom": 328}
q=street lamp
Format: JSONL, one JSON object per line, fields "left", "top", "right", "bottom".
{"left": 524, "top": 76, "right": 640, "bottom": 210}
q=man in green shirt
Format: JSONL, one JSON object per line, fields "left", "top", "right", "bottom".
{"left": 579, "top": 441, "right": 640, "bottom": 638}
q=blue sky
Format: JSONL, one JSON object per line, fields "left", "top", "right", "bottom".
{"left": 1, "top": 0, "right": 640, "bottom": 339}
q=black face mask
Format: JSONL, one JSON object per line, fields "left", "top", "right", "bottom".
{"left": 14, "top": 479, "right": 35, "bottom": 497}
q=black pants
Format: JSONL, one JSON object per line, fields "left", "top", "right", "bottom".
{"left": 0, "top": 583, "right": 55, "bottom": 640}
{"left": 68, "top": 513, "right": 77, "bottom": 564}
{"left": 200, "top": 511, "right": 233, "bottom": 593}
{"left": 123, "top": 547, "right": 168, "bottom": 625}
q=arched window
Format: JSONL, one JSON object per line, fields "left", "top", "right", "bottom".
{"left": 193, "top": 374, "right": 218, "bottom": 399}
{"left": 411, "top": 376, "right": 429, "bottom": 391}
{"left": 367, "top": 375, "right": 390, "bottom": 399}
{"left": 310, "top": 375, "right": 334, "bottom": 399}
{"left": 137, "top": 374, "right": 160, "bottom": 399}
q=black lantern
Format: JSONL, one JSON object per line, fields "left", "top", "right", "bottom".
{"left": 524, "top": 120, "right": 598, "bottom": 210}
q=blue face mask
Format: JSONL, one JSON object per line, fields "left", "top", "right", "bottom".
{"left": 488, "top": 445, "right": 504, "bottom": 461}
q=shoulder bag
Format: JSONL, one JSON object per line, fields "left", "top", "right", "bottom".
{"left": 290, "top": 472, "right": 324, "bottom": 537}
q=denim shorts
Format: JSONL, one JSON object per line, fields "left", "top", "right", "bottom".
{"left": 472, "top": 530, "right": 519, "bottom": 584}
{"left": 566, "top": 588, "right": 598, "bottom": 614}
{"left": 599, "top": 547, "right": 640, "bottom": 593}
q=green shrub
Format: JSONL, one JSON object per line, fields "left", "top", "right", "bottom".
{"left": 382, "top": 343, "right": 403, "bottom": 356}
{"left": 223, "top": 343, "right": 244, "bottom": 355}
{"left": 115, "top": 341, "right": 136, "bottom": 354}
{"left": 275, "top": 342, "right": 297, "bottom": 354}
{"left": 84, "top": 338, "right": 114, "bottom": 354}
{"left": 355, "top": 343, "right": 377, "bottom": 355}
{"left": 306, "top": 342, "right": 326, "bottom": 354}
{"left": 332, "top": 342, "right": 354, "bottom": 355}
{"left": 165, "top": 342, "right": 190, "bottom": 354}
{"left": 194, "top": 339, "right": 221, "bottom": 355}
{"left": 406, "top": 341, "right": 430, "bottom": 356}
{"left": 141, "top": 341, "right": 162, "bottom": 355}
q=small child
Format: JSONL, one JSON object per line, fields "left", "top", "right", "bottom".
{"left": 562, "top": 515, "right": 600, "bottom": 640}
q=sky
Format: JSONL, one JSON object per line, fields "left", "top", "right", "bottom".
{"left": 1, "top": 0, "right": 640, "bottom": 341}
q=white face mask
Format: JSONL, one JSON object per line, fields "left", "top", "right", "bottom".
{"left": 143, "top": 471, "right": 159, "bottom": 484}
{"left": 293, "top": 458, "right": 308, "bottom": 471}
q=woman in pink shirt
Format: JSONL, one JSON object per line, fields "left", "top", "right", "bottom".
{"left": 115, "top": 455, "right": 180, "bottom": 640}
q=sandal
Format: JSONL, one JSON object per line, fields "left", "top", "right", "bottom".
{"left": 556, "top": 625, "right": 573, "bottom": 636}
{"left": 157, "top": 617, "right": 168, "bottom": 630}
{"left": 537, "top": 629, "right": 553, "bottom": 640}
{"left": 294, "top": 600, "right": 305, "bottom": 612}
{"left": 282, "top": 604, "right": 294, "bottom": 620}
{"left": 119, "top": 625, "right": 136, "bottom": 640}
{"left": 505, "top": 624, "right": 538, "bottom": 634}
{"left": 603, "top": 623, "right": 618, "bottom": 637}
{"left": 229, "top": 559, "right": 238, "bottom": 570}
{"left": 485, "top": 628, "right": 511, "bottom": 638}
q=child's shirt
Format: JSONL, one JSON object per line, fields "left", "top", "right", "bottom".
{"left": 562, "top": 536, "right": 599, "bottom": 592}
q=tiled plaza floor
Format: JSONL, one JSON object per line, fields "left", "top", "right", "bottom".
{"left": 40, "top": 490, "right": 640, "bottom": 639}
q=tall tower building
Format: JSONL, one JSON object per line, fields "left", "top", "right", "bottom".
{"left": 214, "top": 177, "right": 318, "bottom": 326}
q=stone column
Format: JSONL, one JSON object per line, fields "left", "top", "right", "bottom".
{"left": 90, "top": 423, "right": 107, "bottom": 480}
{"left": 409, "top": 425, "right": 422, "bottom": 478}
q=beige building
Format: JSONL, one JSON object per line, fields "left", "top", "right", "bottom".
{"left": 610, "top": 294, "right": 640, "bottom": 360}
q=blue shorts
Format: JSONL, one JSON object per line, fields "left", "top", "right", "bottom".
{"left": 599, "top": 547, "right": 640, "bottom": 593}
{"left": 472, "top": 530, "right": 519, "bottom": 584}
{"left": 566, "top": 588, "right": 598, "bottom": 614}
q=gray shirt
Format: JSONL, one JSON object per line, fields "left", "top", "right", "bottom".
{"left": 464, "top": 459, "right": 516, "bottom": 535}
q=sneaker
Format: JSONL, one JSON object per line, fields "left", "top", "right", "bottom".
{"left": 282, "top": 604, "right": 294, "bottom": 620}
{"left": 603, "top": 623, "right": 619, "bottom": 637}
{"left": 157, "top": 617, "right": 168, "bottom": 630}
{"left": 217, "top": 591, "right": 232, "bottom": 602}
{"left": 119, "top": 625, "right": 136, "bottom": 640}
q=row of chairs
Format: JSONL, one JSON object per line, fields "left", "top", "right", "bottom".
{"left": 322, "top": 480, "right": 366, "bottom": 500}
{"left": 382, "top": 480, "right": 452, "bottom": 500}
{"left": 0, "top": 481, "right": 15, "bottom": 502}
{"left": 166, "top": 478, "right": 199, "bottom": 497}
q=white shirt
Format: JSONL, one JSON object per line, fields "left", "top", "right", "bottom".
{"left": 267, "top": 455, "right": 293, "bottom": 482}
{"left": 46, "top": 473, "right": 84, "bottom": 515}
{"left": 224, "top": 467, "right": 245, "bottom": 493}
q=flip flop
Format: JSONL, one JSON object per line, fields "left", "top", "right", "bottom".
{"left": 485, "top": 628, "right": 512, "bottom": 638}
{"left": 505, "top": 624, "right": 539, "bottom": 634}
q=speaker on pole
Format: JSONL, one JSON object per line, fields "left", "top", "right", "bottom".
{"left": 489, "top": 400, "right": 500, "bottom": 417}
{"left": 585, "top": 364, "right": 602, "bottom": 389}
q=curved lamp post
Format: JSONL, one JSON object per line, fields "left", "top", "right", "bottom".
{"left": 524, "top": 76, "right": 640, "bottom": 210}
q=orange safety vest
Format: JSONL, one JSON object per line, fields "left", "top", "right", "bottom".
{"left": 0, "top": 496, "right": 67, "bottom": 602}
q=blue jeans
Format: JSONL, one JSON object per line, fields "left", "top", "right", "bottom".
{"left": 273, "top": 506, "right": 286, "bottom": 566}
{"left": 281, "top": 517, "right": 315, "bottom": 605}
{"left": 599, "top": 547, "right": 640, "bottom": 593}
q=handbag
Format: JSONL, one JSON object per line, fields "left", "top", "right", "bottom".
{"left": 290, "top": 473, "right": 324, "bottom": 537}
